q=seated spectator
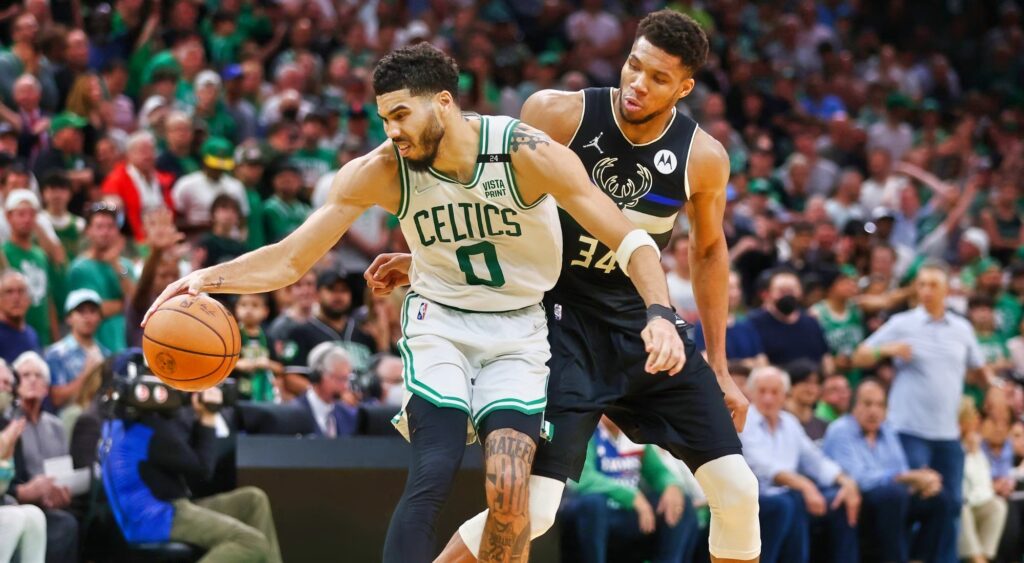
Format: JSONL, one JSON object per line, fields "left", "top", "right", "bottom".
{"left": 232, "top": 293, "right": 281, "bottom": 403}
{"left": 960, "top": 398, "right": 1008, "bottom": 563}
{"left": 815, "top": 373, "right": 851, "bottom": 423}
{"left": 263, "top": 162, "right": 311, "bottom": 243}
{"left": 267, "top": 271, "right": 317, "bottom": 344}
{"left": 783, "top": 359, "right": 829, "bottom": 441}
{"left": 68, "top": 205, "right": 135, "bottom": 354}
{"left": 292, "top": 343, "right": 358, "bottom": 437}
{"left": 747, "top": 269, "right": 832, "bottom": 370}
{"left": 2, "top": 189, "right": 58, "bottom": 346}
{"left": 101, "top": 387, "right": 281, "bottom": 561}
{"left": 693, "top": 270, "right": 768, "bottom": 369}
{"left": 99, "top": 131, "right": 175, "bottom": 243}
{"left": 278, "top": 270, "right": 375, "bottom": 390}
{"left": 44, "top": 289, "right": 107, "bottom": 414}
{"left": 9, "top": 351, "right": 79, "bottom": 563}
{"left": 823, "top": 379, "right": 953, "bottom": 563}
{"left": 0, "top": 412, "right": 46, "bottom": 563}
{"left": 39, "top": 173, "right": 85, "bottom": 262}
{"left": 0, "top": 270, "right": 39, "bottom": 364}
{"left": 194, "top": 194, "right": 247, "bottom": 268}
{"left": 561, "top": 416, "right": 697, "bottom": 563}
{"left": 368, "top": 354, "right": 405, "bottom": 407}
{"left": 979, "top": 401, "right": 1024, "bottom": 562}
{"left": 967, "top": 295, "right": 1014, "bottom": 401}
{"left": 740, "top": 366, "right": 860, "bottom": 563}
{"left": 171, "top": 137, "right": 249, "bottom": 234}
{"left": 0, "top": 359, "right": 12, "bottom": 419}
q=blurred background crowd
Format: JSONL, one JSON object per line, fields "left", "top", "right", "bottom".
{"left": 0, "top": 0, "right": 1023, "bottom": 561}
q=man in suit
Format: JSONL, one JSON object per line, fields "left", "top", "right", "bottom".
{"left": 291, "top": 342, "right": 358, "bottom": 437}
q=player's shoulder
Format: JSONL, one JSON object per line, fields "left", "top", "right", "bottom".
{"left": 521, "top": 89, "right": 584, "bottom": 145}
{"left": 323, "top": 141, "right": 401, "bottom": 207}
{"left": 685, "top": 127, "right": 730, "bottom": 196}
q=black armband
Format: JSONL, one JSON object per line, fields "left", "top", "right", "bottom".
{"left": 646, "top": 304, "right": 678, "bottom": 325}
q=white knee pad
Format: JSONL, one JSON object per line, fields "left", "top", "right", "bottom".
{"left": 694, "top": 454, "right": 761, "bottom": 560}
{"left": 458, "top": 475, "right": 565, "bottom": 558}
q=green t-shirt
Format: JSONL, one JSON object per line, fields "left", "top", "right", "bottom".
{"left": 263, "top": 196, "right": 311, "bottom": 243}
{"left": 3, "top": 242, "right": 55, "bottom": 346}
{"left": 292, "top": 147, "right": 335, "bottom": 188}
{"left": 996, "top": 292, "right": 1023, "bottom": 341}
{"left": 815, "top": 402, "right": 840, "bottom": 423}
{"left": 236, "top": 329, "right": 275, "bottom": 402}
{"left": 245, "top": 187, "right": 266, "bottom": 251}
{"left": 68, "top": 256, "right": 134, "bottom": 353}
{"left": 50, "top": 214, "right": 85, "bottom": 260}
{"left": 811, "top": 300, "right": 865, "bottom": 383}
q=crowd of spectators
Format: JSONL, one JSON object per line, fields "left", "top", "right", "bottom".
{"left": 0, "top": 0, "right": 1021, "bottom": 560}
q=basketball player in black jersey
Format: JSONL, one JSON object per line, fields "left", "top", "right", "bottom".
{"left": 367, "top": 11, "right": 761, "bottom": 562}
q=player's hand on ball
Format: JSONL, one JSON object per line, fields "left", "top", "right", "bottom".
{"left": 365, "top": 253, "right": 412, "bottom": 296}
{"left": 641, "top": 318, "right": 686, "bottom": 375}
{"left": 141, "top": 269, "right": 211, "bottom": 328}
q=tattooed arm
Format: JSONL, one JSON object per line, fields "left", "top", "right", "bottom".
{"left": 142, "top": 143, "right": 400, "bottom": 325}
{"left": 480, "top": 429, "right": 536, "bottom": 563}
{"left": 512, "top": 122, "right": 684, "bottom": 375}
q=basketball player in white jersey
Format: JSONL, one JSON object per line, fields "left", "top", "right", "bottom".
{"left": 143, "top": 43, "right": 684, "bottom": 563}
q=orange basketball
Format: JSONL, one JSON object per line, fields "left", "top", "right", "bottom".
{"left": 142, "top": 293, "right": 241, "bottom": 392}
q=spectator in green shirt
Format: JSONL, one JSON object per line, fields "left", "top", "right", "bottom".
{"left": 233, "top": 146, "right": 268, "bottom": 251}
{"left": 67, "top": 205, "right": 135, "bottom": 354}
{"left": 263, "top": 162, "right": 310, "bottom": 243}
{"left": 2, "top": 190, "right": 57, "bottom": 346}
{"left": 292, "top": 112, "right": 335, "bottom": 189}
{"left": 563, "top": 416, "right": 697, "bottom": 563}
{"left": 39, "top": 173, "right": 85, "bottom": 262}
{"left": 815, "top": 373, "right": 852, "bottom": 423}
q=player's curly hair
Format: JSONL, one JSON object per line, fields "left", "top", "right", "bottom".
{"left": 636, "top": 10, "right": 709, "bottom": 72}
{"left": 372, "top": 43, "right": 460, "bottom": 98}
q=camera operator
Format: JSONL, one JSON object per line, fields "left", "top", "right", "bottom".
{"left": 102, "top": 385, "right": 282, "bottom": 562}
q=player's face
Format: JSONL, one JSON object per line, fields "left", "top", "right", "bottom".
{"left": 377, "top": 89, "right": 447, "bottom": 171}
{"left": 617, "top": 37, "right": 694, "bottom": 125}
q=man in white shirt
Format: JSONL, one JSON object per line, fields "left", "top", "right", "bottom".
{"left": 171, "top": 136, "right": 249, "bottom": 233}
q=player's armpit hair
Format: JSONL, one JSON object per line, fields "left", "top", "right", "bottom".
{"left": 479, "top": 429, "right": 536, "bottom": 563}
{"left": 508, "top": 122, "right": 551, "bottom": 153}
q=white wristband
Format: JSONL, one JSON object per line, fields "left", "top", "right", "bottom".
{"left": 615, "top": 229, "right": 660, "bottom": 277}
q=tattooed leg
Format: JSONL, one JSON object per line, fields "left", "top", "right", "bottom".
{"left": 479, "top": 428, "right": 536, "bottom": 563}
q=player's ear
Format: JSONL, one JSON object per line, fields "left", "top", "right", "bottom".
{"left": 435, "top": 90, "right": 455, "bottom": 113}
{"left": 676, "top": 77, "right": 695, "bottom": 102}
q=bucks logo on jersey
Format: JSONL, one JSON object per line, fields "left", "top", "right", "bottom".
{"left": 591, "top": 157, "right": 653, "bottom": 209}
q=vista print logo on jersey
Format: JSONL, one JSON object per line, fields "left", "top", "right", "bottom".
{"left": 654, "top": 149, "right": 677, "bottom": 174}
{"left": 590, "top": 157, "right": 653, "bottom": 209}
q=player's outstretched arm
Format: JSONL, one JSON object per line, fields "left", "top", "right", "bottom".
{"left": 512, "top": 122, "right": 684, "bottom": 375}
{"left": 143, "top": 147, "right": 398, "bottom": 326}
{"left": 685, "top": 130, "right": 749, "bottom": 431}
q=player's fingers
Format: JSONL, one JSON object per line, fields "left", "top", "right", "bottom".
{"left": 667, "top": 338, "right": 686, "bottom": 375}
{"left": 645, "top": 334, "right": 669, "bottom": 373}
{"left": 733, "top": 408, "right": 748, "bottom": 432}
{"left": 364, "top": 254, "right": 392, "bottom": 281}
{"left": 641, "top": 326, "right": 654, "bottom": 353}
{"left": 141, "top": 284, "right": 179, "bottom": 327}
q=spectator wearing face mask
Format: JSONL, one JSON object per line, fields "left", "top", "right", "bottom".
{"left": 748, "top": 269, "right": 832, "bottom": 373}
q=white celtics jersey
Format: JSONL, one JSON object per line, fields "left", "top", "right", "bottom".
{"left": 396, "top": 115, "right": 562, "bottom": 312}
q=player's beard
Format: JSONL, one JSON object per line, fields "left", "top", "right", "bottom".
{"left": 616, "top": 95, "right": 671, "bottom": 125}
{"left": 402, "top": 115, "right": 445, "bottom": 172}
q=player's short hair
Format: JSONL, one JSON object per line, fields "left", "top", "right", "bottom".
{"left": 635, "top": 10, "right": 709, "bottom": 73}
{"left": 372, "top": 43, "right": 459, "bottom": 98}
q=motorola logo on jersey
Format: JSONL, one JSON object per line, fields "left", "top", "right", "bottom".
{"left": 590, "top": 157, "right": 653, "bottom": 209}
{"left": 654, "top": 149, "right": 677, "bottom": 174}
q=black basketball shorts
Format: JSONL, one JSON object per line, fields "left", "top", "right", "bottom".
{"left": 533, "top": 296, "right": 743, "bottom": 482}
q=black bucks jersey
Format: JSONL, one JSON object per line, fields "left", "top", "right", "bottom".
{"left": 551, "top": 87, "right": 697, "bottom": 328}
